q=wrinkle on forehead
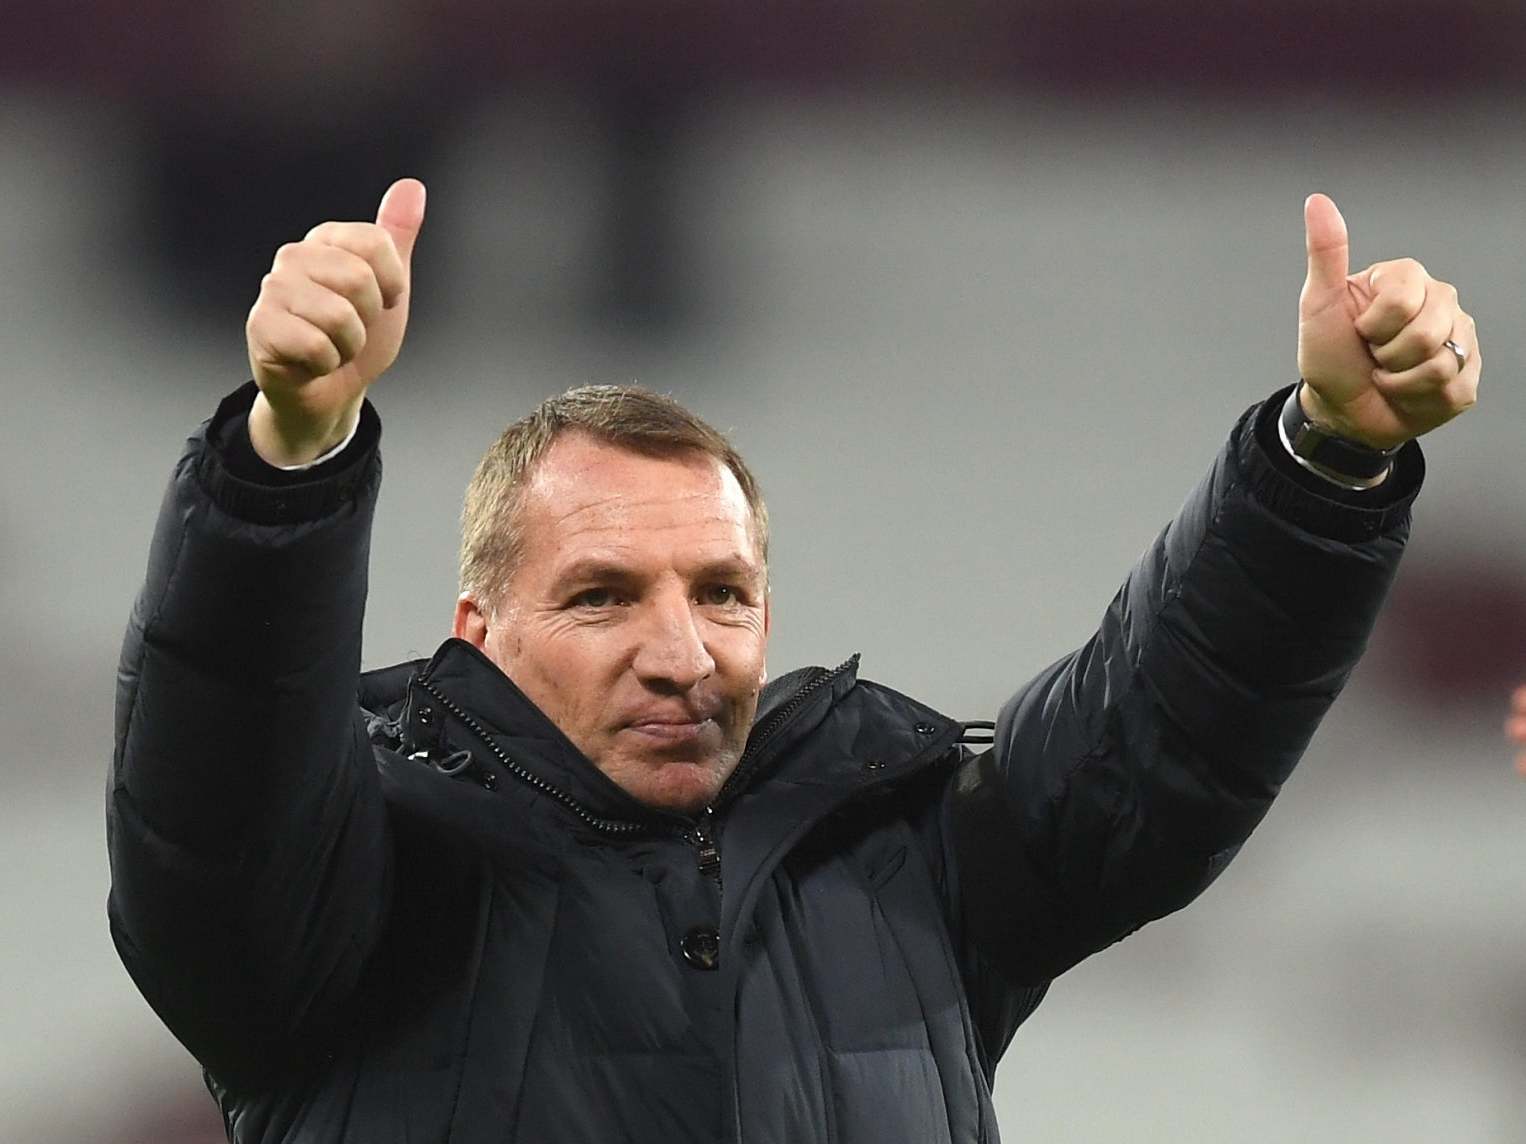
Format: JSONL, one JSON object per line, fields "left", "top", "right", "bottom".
{"left": 517, "top": 433, "right": 758, "bottom": 561}
{"left": 546, "top": 487, "right": 737, "bottom": 535}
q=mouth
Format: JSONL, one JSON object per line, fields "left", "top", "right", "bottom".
{"left": 624, "top": 717, "right": 718, "bottom": 746}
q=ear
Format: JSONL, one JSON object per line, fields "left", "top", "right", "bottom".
{"left": 453, "top": 594, "right": 491, "bottom": 649}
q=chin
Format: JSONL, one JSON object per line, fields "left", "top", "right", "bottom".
{"left": 633, "top": 762, "right": 724, "bottom": 816}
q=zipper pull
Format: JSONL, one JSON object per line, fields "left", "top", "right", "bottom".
{"left": 689, "top": 807, "right": 722, "bottom": 884}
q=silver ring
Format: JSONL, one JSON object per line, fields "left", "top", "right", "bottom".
{"left": 1443, "top": 339, "right": 1468, "bottom": 372}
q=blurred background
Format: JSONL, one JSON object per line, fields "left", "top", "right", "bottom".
{"left": 3, "top": 3, "right": 1524, "bottom": 1141}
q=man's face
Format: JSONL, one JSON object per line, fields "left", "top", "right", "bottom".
{"left": 454, "top": 432, "right": 770, "bottom": 816}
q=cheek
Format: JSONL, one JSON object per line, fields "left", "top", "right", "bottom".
{"left": 480, "top": 624, "right": 520, "bottom": 676}
{"left": 716, "top": 626, "right": 769, "bottom": 689}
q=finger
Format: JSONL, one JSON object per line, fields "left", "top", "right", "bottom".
{"left": 375, "top": 177, "right": 426, "bottom": 268}
{"left": 1369, "top": 280, "right": 1460, "bottom": 372}
{"left": 1372, "top": 360, "right": 1478, "bottom": 428}
{"left": 302, "top": 221, "right": 407, "bottom": 309}
{"left": 1372, "top": 347, "right": 1479, "bottom": 407}
{"left": 277, "top": 242, "right": 385, "bottom": 328}
{"left": 1303, "top": 193, "right": 1350, "bottom": 293}
{"left": 1354, "top": 259, "right": 1428, "bottom": 344}
{"left": 249, "top": 308, "right": 345, "bottom": 381}
{"left": 1514, "top": 684, "right": 1526, "bottom": 712}
{"left": 270, "top": 278, "right": 368, "bottom": 366}
{"left": 1508, "top": 714, "right": 1526, "bottom": 744}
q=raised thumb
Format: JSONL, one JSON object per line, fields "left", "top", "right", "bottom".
{"left": 1303, "top": 192, "right": 1349, "bottom": 293}
{"left": 376, "top": 177, "right": 427, "bottom": 264}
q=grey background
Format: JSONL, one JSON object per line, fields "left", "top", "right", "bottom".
{"left": 2, "top": 16, "right": 1523, "bottom": 1141}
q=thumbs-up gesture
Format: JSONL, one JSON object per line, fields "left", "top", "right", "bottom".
{"left": 1296, "top": 193, "right": 1478, "bottom": 451}
{"left": 245, "top": 178, "right": 427, "bottom": 466}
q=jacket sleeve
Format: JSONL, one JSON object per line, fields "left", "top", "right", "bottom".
{"left": 946, "top": 385, "right": 1422, "bottom": 1010}
{"left": 107, "top": 383, "right": 390, "bottom": 1084}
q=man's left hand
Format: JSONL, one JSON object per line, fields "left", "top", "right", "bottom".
{"left": 1297, "top": 193, "right": 1479, "bottom": 450}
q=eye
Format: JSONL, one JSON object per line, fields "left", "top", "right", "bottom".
{"left": 570, "top": 587, "right": 619, "bottom": 609}
{"left": 699, "top": 584, "right": 742, "bottom": 607}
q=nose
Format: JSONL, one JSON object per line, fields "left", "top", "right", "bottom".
{"left": 632, "top": 591, "right": 715, "bottom": 692}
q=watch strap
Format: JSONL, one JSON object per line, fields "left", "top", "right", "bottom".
{"left": 1279, "top": 384, "right": 1399, "bottom": 487}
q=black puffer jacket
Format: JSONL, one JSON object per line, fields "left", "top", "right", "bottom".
{"left": 108, "top": 384, "right": 1420, "bottom": 1143}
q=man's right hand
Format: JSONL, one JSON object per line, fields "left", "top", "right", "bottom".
{"left": 245, "top": 178, "right": 427, "bottom": 466}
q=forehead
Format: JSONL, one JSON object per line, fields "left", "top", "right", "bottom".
{"left": 516, "top": 433, "right": 760, "bottom": 569}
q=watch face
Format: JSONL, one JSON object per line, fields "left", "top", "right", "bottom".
{"left": 1290, "top": 421, "right": 1323, "bottom": 459}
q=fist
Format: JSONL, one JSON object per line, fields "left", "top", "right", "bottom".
{"left": 245, "top": 178, "right": 426, "bottom": 465}
{"left": 1296, "top": 193, "right": 1479, "bottom": 451}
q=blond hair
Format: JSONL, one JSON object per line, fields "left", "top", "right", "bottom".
{"left": 459, "top": 384, "right": 769, "bottom": 605}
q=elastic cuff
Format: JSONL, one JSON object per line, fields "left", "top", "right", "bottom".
{"left": 1242, "top": 384, "right": 1423, "bottom": 543}
{"left": 195, "top": 382, "right": 382, "bottom": 525}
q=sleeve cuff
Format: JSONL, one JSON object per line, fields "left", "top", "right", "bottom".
{"left": 195, "top": 381, "right": 382, "bottom": 526}
{"left": 1242, "top": 383, "right": 1423, "bottom": 543}
{"left": 273, "top": 416, "right": 361, "bottom": 471}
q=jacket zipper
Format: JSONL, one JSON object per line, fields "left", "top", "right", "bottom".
{"left": 710, "top": 655, "right": 859, "bottom": 811}
{"left": 689, "top": 655, "right": 859, "bottom": 885}
{"left": 688, "top": 807, "right": 722, "bottom": 884}
{"left": 414, "top": 654, "right": 858, "bottom": 881}
{"left": 413, "top": 676, "right": 647, "bottom": 837}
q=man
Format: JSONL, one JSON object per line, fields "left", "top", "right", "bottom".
{"left": 109, "top": 177, "right": 1478, "bottom": 1143}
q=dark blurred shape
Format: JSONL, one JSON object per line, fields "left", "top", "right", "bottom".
{"left": 1016, "top": 2, "right": 1526, "bottom": 93}
{"left": 138, "top": 105, "right": 440, "bottom": 317}
{"left": 1373, "top": 557, "right": 1526, "bottom": 704}
{"left": 589, "top": 71, "right": 693, "bottom": 333}
{"left": 6, "top": 1, "right": 1525, "bottom": 94}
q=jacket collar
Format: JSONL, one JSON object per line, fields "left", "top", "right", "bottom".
{"left": 361, "top": 639, "right": 956, "bottom": 829}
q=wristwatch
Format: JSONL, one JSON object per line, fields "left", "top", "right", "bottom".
{"left": 1278, "top": 383, "right": 1399, "bottom": 490}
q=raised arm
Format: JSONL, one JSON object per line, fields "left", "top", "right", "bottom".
{"left": 948, "top": 194, "right": 1478, "bottom": 1002}
{"left": 107, "top": 180, "right": 426, "bottom": 1083}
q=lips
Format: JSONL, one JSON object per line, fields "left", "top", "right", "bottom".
{"left": 626, "top": 718, "right": 715, "bottom": 744}
{"left": 621, "top": 705, "right": 725, "bottom": 749}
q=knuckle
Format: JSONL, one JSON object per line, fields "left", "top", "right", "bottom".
{"left": 354, "top": 223, "right": 389, "bottom": 255}
{"left": 272, "top": 241, "right": 305, "bottom": 267}
{"left": 297, "top": 324, "right": 335, "bottom": 362}
{"left": 336, "top": 257, "right": 379, "bottom": 302}
{"left": 316, "top": 294, "right": 362, "bottom": 338}
{"left": 257, "top": 271, "right": 289, "bottom": 301}
{"left": 1374, "top": 296, "right": 1409, "bottom": 326}
{"left": 1411, "top": 328, "right": 1445, "bottom": 359}
{"left": 1420, "top": 358, "right": 1450, "bottom": 386}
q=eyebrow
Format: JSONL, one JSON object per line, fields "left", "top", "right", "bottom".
{"left": 552, "top": 553, "right": 764, "bottom": 589}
